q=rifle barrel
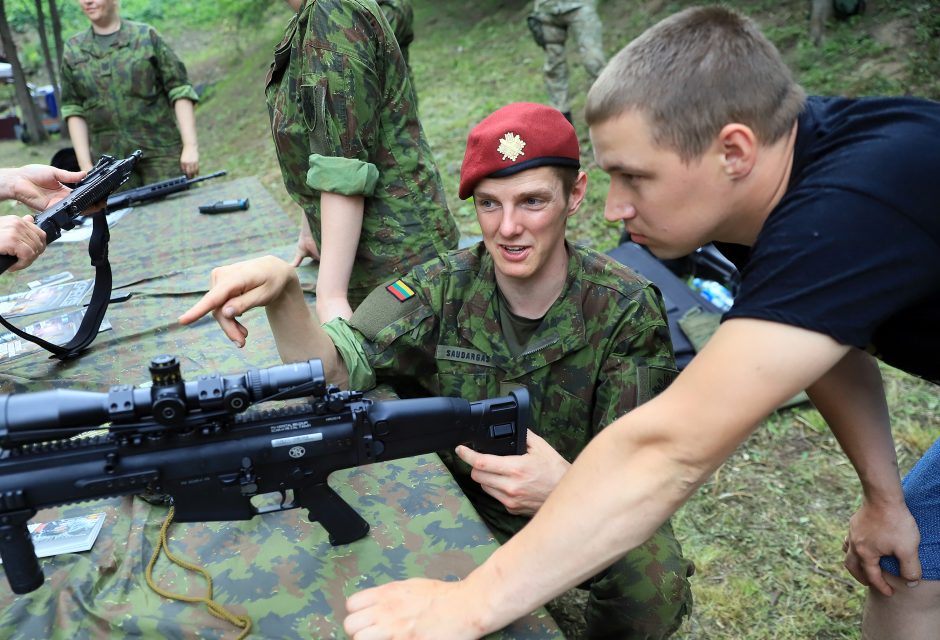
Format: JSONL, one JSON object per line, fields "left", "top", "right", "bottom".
{"left": 187, "top": 170, "right": 227, "bottom": 186}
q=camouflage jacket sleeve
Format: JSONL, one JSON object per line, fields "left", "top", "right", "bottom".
{"left": 323, "top": 259, "right": 450, "bottom": 391}
{"left": 591, "top": 281, "right": 677, "bottom": 436}
{"left": 377, "top": 0, "right": 415, "bottom": 51}
{"left": 303, "top": 3, "right": 388, "bottom": 197}
{"left": 59, "top": 40, "right": 84, "bottom": 120}
{"left": 148, "top": 27, "right": 199, "bottom": 104}
{"left": 322, "top": 317, "right": 378, "bottom": 391}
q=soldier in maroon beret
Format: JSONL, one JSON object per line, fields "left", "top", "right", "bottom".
{"left": 182, "top": 101, "right": 694, "bottom": 639}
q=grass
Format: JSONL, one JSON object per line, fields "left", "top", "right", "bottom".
{"left": 2, "top": 1, "right": 939, "bottom": 637}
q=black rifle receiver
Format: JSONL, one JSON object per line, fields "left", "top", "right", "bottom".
{"left": 106, "top": 170, "right": 227, "bottom": 210}
{"left": 0, "top": 356, "right": 529, "bottom": 594}
{"left": 0, "top": 151, "right": 140, "bottom": 274}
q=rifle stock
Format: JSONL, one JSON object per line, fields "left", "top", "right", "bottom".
{"left": 0, "top": 356, "right": 528, "bottom": 594}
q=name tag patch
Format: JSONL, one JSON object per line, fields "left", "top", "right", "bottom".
{"left": 435, "top": 345, "right": 495, "bottom": 367}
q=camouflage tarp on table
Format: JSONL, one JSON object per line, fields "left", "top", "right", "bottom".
{"left": 0, "top": 457, "right": 560, "bottom": 639}
{"left": 0, "top": 178, "right": 562, "bottom": 638}
{"left": 0, "top": 175, "right": 301, "bottom": 392}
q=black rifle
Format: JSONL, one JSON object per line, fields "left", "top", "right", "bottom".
{"left": 0, "top": 151, "right": 140, "bottom": 275}
{"left": 106, "top": 170, "right": 227, "bottom": 210}
{"left": 0, "top": 356, "right": 529, "bottom": 594}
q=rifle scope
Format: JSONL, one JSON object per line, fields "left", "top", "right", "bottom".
{"left": 0, "top": 356, "right": 326, "bottom": 446}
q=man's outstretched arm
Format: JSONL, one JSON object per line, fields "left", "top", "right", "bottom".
{"left": 343, "top": 318, "right": 851, "bottom": 638}
{"left": 178, "top": 255, "right": 349, "bottom": 387}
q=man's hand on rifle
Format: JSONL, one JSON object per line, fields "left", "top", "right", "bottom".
{"left": 178, "top": 255, "right": 300, "bottom": 347}
{"left": 0, "top": 165, "right": 86, "bottom": 211}
{"left": 0, "top": 215, "right": 47, "bottom": 272}
{"left": 456, "top": 429, "right": 571, "bottom": 516}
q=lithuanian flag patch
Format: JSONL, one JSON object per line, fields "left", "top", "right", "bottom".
{"left": 386, "top": 279, "right": 415, "bottom": 302}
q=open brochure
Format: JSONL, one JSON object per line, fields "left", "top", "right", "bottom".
{"left": 0, "top": 513, "right": 107, "bottom": 562}
{"left": 26, "top": 271, "right": 74, "bottom": 290}
{"left": 0, "top": 308, "right": 112, "bottom": 363}
{"left": 0, "top": 279, "right": 93, "bottom": 318}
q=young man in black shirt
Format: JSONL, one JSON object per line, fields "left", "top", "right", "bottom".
{"left": 342, "top": 7, "right": 940, "bottom": 639}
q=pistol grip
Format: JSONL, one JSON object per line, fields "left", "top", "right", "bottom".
{"left": 299, "top": 483, "right": 370, "bottom": 546}
{"left": 0, "top": 518, "right": 44, "bottom": 594}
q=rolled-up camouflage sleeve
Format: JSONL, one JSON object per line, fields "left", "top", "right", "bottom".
{"left": 149, "top": 27, "right": 199, "bottom": 104}
{"left": 321, "top": 317, "right": 377, "bottom": 391}
{"left": 593, "top": 283, "right": 677, "bottom": 435}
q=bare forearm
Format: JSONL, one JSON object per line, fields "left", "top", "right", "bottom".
{"left": 317, "top": 192, "right": 364, "bottom": 303}
{"left": 266, "top": 273, "right": 349, "bottom": 387}
{"left": 462, "top": 404, "right": 711, "bottom": 632}
{"left": 808, "top": 349, "right": 902, "bottom": 504}
{"left": 173, "top": 99, "right": 198, "bottom": 148}
{"left": 66, "top": 117, "right": 93, "bottom": 171}
{"left": 0, "top": 169, "right": 13, "bottom": 200}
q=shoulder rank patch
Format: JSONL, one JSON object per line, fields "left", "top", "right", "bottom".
{"left": 386, "top": 279, "right": 415, "bottom": 302}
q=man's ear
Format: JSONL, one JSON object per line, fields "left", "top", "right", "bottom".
{"left": 566, "top": 171, "right": 589, "bottom": 218}
{"left": 718, "top": 123, "right": 758, "bottom": 179}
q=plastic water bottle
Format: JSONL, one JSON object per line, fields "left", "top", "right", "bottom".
{"left": 691, "top": 278, "right": 734, "bottom": 311}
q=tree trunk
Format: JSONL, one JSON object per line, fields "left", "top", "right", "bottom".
{"left": 48, "top": 0, "right": 64, "bottom": 71}
{"left": 33, "top": 0, "right": 59, "bottom": 108}
{"left": 0, "top": 0, "right": 49, "bottom": 143}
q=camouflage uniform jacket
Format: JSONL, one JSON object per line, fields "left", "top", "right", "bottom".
{"left": 265, "top": 0, "right": 457, "bottom": 298}
{"left": 324, "top": 242, "right": 677, "bottom": 534}
{"left": 59, "top": 21, "right": 199, "bottom": 162}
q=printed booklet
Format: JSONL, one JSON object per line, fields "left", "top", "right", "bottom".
{"left": 0, "top": 308, "right": 112, "bottom": 363}
{"left": 0, "top": 279, "right": 93, "bottom": 318}
{"left": 0, "top": 512, "right": 107, "bottom": 562}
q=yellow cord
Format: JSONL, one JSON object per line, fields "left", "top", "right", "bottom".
{"left": 145, "top": 505, "right": 253, "bottom": 639}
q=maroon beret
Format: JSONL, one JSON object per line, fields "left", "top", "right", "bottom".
{"left": 458, "top": 102, "right": 580, "bottom": 200}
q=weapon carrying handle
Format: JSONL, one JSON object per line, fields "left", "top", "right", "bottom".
{"left": 299, "top": 483, "right": 370, "bottom": 546}
{"left": 0, "top": 518, "right": 44, "bottom": 594}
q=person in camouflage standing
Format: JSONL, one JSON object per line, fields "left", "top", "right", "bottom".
{"left": 181, "top": 102, "right": 694, "bottom": 640}
{"left": 528, "top": 0, "right": 606, "bottom": 123}
{"left": 270, "top": 0, "right": 458, "bottom": 323}
{"left": 60, "top": 0, "right": 200, "bottom": 187}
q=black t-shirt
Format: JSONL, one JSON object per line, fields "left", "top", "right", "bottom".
{"left": 722, "top": 96, "right": 940, "bottom": 383}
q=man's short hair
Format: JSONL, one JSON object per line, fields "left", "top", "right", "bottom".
{"left": 551, "top": 166, "right": 579, "bottom": 198}
{"left": 585, "top": 6, "right": 806, "bottom": 162}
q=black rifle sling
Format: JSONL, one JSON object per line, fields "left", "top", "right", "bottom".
{"left": 0, "top": 211, "right": 112, "bottom": 360}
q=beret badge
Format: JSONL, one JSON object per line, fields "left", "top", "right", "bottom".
{"left": 497, "top": 132, "right": 526, "bottom": 162}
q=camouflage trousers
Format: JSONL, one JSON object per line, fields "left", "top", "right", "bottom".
{"left": 490, "top": 515, "right": 693, "bottom": 639}
{"left": 536, "top": 6, "right": 606, "bottom": 113}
